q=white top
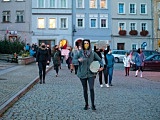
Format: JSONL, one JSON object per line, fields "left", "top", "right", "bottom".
{"left": 123, "top": 56, "right": 132, "bottom": 67}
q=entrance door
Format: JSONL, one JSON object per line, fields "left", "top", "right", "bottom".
{"left": 117, "top": 43, "right": 124, "bottom": 50}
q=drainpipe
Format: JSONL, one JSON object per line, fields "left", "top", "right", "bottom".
{"left": 151, "top": 0, "right": 154, "bottom": 50}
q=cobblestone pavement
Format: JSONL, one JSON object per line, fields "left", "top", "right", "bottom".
{"left": 0, "top": 63, "right": 160, "bottom": 120}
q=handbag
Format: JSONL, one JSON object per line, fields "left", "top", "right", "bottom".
{"left": 89, "top": 61, "right": 100, "bottom": 73}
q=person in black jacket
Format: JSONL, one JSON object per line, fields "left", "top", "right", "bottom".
{"left": 36, "top": 43, "right": 49, "bottom": 84}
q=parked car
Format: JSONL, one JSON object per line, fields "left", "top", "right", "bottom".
{"left": 130, "top": 50, "right": 160, "bottom": 70}
{"left": 112, "top": 50, "right": 128, "bottom": 63}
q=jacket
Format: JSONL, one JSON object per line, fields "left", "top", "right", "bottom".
{"left": 123, "top": 56, "right": 132, "bottom": 67}
{"left": 106, "top": 53, "right": 115, "bottom": 68}
{"left": 74, "top": 50, "right": 104, "bottom": 79}
{"left": 36, "top": 47, "right": 49, "bottom": 63}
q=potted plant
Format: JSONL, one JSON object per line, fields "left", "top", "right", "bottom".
{"left": 129, "top": 30, "right": 138, "bottom": 35}
{"left": 118, "top": 30, "right": 127, "bottom": 36}
{"left": 140, "top": 30, "right": 149, "bottom": 36}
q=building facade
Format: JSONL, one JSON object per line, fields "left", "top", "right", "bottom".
{"left": 31, "top": 0, "right": 72, "bottom": 48}
{"left": 153, "top": 0, "right": 160, "bottom": 51}
{"left": 0, "top": 0, "right": 32, "bottom": 43}
{"left": 111, "top": 0, "right": 153, "bottom": 50}
{"left": 72, "top": 0, "right": 111, "bottom": 49}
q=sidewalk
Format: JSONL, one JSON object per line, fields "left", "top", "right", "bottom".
{"left": 0, "top": 61, "right": 52, "bottom": 116}
{"left": 0, "top": 62, "right": 160, "bottom": 120}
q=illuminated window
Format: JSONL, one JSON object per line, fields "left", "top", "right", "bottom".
{"left": 2, "top": 0, "right": 10, "bottom": 1}
{"left": 90, "top": 0, "right": 97, "bottom": 8}
{"left": 49, "top": 18, "right": 56, "bottom": 28}
{"left": 38, "top": 18, "right": 45, "bottom": 29}
{"left": 100, "top": 0, "right": 107, "bottom": 9}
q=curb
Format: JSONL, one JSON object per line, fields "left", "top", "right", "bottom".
{"left": 0, "top": 66, "right": 53, "bottom": 117}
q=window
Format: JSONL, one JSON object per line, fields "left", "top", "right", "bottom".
{"left": 50, "top": 0, "right": 55, "bottom": 8}
{"left": 130, "top": 3, "right": 136, "bottom": 14}
{"left": 89, "top": 14, "right": 97, "bottom": 28}
{"left": 141, "top": 23, "right": 147, "bottom": 31}
{"left": 90, "top": 0, "right": 97, "bottom": 8}
{"left": 141, "top": 4, "right": 147, "bottom": 14}
{"left": 76, "top": 14, "right": 85, "bottom": 28}
{"left": 38, "top": 18, "right": 45, "bottom": 29}
{"left": 2, "top": 11, "right": 10, "bottom": 22}
{"left": 61, "top": 0, "right": 67, "bottom": 8}
{"left": 100, "top": 14, "right": 108, "bottom": 28}
{"left": 118, "top": 3, "right": 125, "bottom": 14}
{"left": 100, "top": 0, "right": 107, "bottom": 9}
{"left": 60, "top": 18, "right": 68, "bottom": 29}
{"left": 76, "top": 0, "right": 84, "bottom": 8}
{"left": 38, "top": 0, "right": 44, "bottom": 8}
{"left": 132, "top": 44, "right": 137, "bottom": 50}
{"left": 158, "top": 17, "right": 160, "bottom": 29}
{"left": 130, "top": 23, "right": 136, "bottom": 30}
{"left": 16, "top": 11, "right": 24, "bottom": 22}
{"left": 16, "top": 0, "right": 25, "bottom": 1}
{"left": 49, "top": 18, "right": 56, "bottom": 29}
{"left": 118, "top": 23, "right": 126, "bottom": 30}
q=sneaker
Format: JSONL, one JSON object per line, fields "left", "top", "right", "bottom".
{"left": 106, "top": 84, "right": 109, "bottom": 88}
{"left": 135, "top": 75, "right": 137, "bottom": 77}
{"left": 56, "top": 74, "right": 58, "bottom": 77}
{"left": 100, "top": 84, "right": 103, "bottom": 88}
{"left": 140, "top": 75, "right": 143, "bottom": 78}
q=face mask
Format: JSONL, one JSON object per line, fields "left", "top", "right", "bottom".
{"left": 84, "top": 43, "right": 89, "bottom": 50}
{"left": 42, "top": 45, "right": 45, "bottom": 48}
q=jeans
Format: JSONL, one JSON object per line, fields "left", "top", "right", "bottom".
{"left": 107, "top": 67, "right": 113, "bottom": 84}
{"left": 99, "top": 67, "right": 108, "bottom": 85}
{"left": 38, "top": 62, "right": 47, "bottom": 81}
{"left": 80, "top": 77, "right": 95, "bottom": 106}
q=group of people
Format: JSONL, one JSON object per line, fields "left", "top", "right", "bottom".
{"left": 123, "top": 48, "right": 145, "bottom": 78}
{"left": 35, "top": 40, "right": 145, "bottom": 111}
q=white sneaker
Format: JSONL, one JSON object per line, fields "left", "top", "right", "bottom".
{"left": 140, "top": 75, "right": 143, "bottom": 78}
{"left": 100, "top": 85, "right": 103, "bottom": 88}
{"left": 106, "top": 84, "right": 110, "bottom": 88}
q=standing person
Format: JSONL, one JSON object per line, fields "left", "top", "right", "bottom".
{"left": 94, "top": 47, "right": 108, "bottom": 88}
{"left": 135, "top": 48, "right": 145, "bottom": 77}
{"left": 72, "top": 46, "right": 79, "bottom": 74}
{"left": 123, "top": 52, "right": 132, "bottom": 76}
{"left": 106, "top": 49, "right": 115, "bottom": 87}
{"left": 36, "top": 43, "right": 49, "bottom": 84}
{"left": 67, "top": 47, "right": 73, "bottom": 72}
{"left": 46, "top": 44, "right": 52, "bottom": 68}
{"left": 74, "top": 39, "right": 104, "bottom": 110}
{"left": 52, "top": 45, "right": 61, "bottom": 77}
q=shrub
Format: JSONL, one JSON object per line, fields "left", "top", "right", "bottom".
{"left": 0, "top": 39, "right": 25, "bottom": 54}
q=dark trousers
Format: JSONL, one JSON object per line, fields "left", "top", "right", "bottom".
{"left": 99, "top": 68, "right": 108, "bottom": 85}
{"left": 125, "top": 67, "right": 130, "bottom": 76}
{"left": 74, "top": 65, "right": 78, "bottom": 74}
{"left": 38, "top": 62, "right": 46, "bottom": 82}
{"left": 54, "top": 65, "right": 59, "bottom": 74}
{"left": 80, "top": 77, "right": 95, "bottom": 106}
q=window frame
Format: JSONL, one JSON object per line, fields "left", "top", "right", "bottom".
{"left": 60, "top": 0, "right": 67, "bottom": 8}
{"left": 60, "top": 17, "right": 68, "bottom": 29}
{"left": 49, "top": 18, "right": 57, "bottom": 29}
{"left": 118, "top": 2, "right": 125, "bottom": 14}
{"left": 141, "top": 22, "right": 147, "bottom": 31}
{"left": 100, "top": 0, "right": 108, "bottom": 9}
{"left": 140, "top": 3, "right": 147, "bottom": 14}
{"left": 129, "top": 3, "right": 136, "bottom": 14}
{"left": 100, "top": 14, "right": 108, "bottom": 28}
{"left": 129, "top": 22, "right": 137, "bottom": 31}
{"left": 16, "top": 10, "right": 24, "bottom": 23}
{"left": 90, "top": 0, "right": 97, "bottom": 9}
{"left": 38, "top": 0, "right": 45, "bottom": 8}
{"left": 37, "top": 18, "right": 45, "bottom": 29}
{"left": 49, "top": 0, "right": 56, "bottom": 8}
{"left": 76, "top": 14, "right": 85, "bottom": 28}
{"left": 118, "top": 22, "right": 126, "bottom": 30}
{"left": 76, "top": 0, "right": 84, "bottom": 8}
{"left": 2, "top": 11, "right": 10, "bottom": 23}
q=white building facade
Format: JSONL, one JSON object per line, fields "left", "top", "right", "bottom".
{"left": 111, "top": 0, "right": 153, "bottom": 50}
{"left": 32, "top": 0, "right": 72, "bottom": 48}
